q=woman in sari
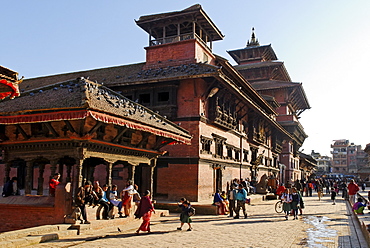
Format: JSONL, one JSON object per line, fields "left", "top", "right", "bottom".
{"left": 134, "top": 190, "right": 155, "bottom": 234}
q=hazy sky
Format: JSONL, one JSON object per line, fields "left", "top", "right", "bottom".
{"left": 2, "top": 1, "right": 370, "bottom": 156}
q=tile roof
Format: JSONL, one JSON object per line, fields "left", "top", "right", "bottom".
{"left": 20, "top": 63, "right": 219, "bottom": 91}
{"left": 136, "top": 4, "right": 224, "bottom": 41}
{"left": 250, "top": 80, "right": 302, "bottom": 91}
{"left": 0, "top": 78, "right": 192, "bottom": 143}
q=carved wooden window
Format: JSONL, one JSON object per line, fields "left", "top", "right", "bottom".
{"left": 139, "top": 93, "right": 151, "bottom": 105}
{"left": 216, "top": 142, "right": 223, "bottom": 157}
{"left": 250, "top": 147, "right": 258, "bottom": 164}
{"left": 243, "top": 149, "right": 249, "bottom": 162}
{"left": 226, "top": 145, "right": 233, "bottom": 159}
{"left": 234, "top": 148, "right": 240, "bottom": 161}
{"left": 200, "top": 136, "right": 212, "bottom": 154}
{"left": 212, "top": 134, "right": 226, "bottom": 159}
{"left": 157, "top": 92, "right": 169, "bottom": 102}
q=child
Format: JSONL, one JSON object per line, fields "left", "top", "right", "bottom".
{"left": 177, "top": 200, "right": 193, "bottom": 231}
{"left": 352, "top": 198, "right": 366, "bottom": 215}
{"left": 330, "top": 187, "right": 337, "bottom": 205}
{"left": 281, "top": 188, "right": 292, "bottom": 220}
{"left": 290, "top": 187, "right": 300, "bottom": 220}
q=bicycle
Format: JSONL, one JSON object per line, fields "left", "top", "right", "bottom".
{"left": 275, "top": 199, "right": 283, "bottom": 213}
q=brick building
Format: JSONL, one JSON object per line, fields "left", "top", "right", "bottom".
{"left": 227, "top": 28, "right": 311, "bottom": 183}
{"left": 1, "top": 5, "right": 313, "bottom": 206}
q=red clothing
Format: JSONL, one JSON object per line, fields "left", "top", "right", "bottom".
{"left": 138, "top": 212, "right": 152, "bottom": 231}
{"left": 276, "top": 185, "right": 286, "bottom": 196}
{"left": 348, "top": 182, "right": 360, "bottom": 195}
{"left": 49, "top": 178, "right": 60, "bottom": 196}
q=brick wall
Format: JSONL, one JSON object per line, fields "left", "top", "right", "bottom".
{"left": 0, "top": 183, "right": 72, "bottom": 233}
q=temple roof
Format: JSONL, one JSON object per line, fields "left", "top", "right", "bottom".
{"left": 136, "top": 4, "right": 224, "bottom": 41}
{"left": 250, "top": 80, "right": 310, "bottom": 111}
{"left": 20, "top": 62, "right": 219, "bottom": 91}
{"left": 0, "top": 78, "right": 192, "bottom": 144}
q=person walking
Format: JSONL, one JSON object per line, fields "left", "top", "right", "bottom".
{"left": 281, "top": 188, "right": 292, "bottom": 220}
{"left": 134, "top": 190, "right": 155, "bottom": 234}
{"left": 348, "top": 179, "right": 360, "bottom": 205}
{"left": 290, "top": 187, "right": 300, "bottom": 220}
{"left": 234, "top": 184, "right": 248, "bottom": 219}
{"left": 177, "top": 200, "right": 193, "bottom": 231}
{"left": 330, "top": 187, "right": 337, "bottom": 205}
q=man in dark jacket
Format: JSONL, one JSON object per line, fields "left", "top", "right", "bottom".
{"left": 75, "top": 181, "right": 95, "bottom": 224}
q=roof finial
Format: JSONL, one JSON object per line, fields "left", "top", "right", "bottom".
{"left": 247, "top": 27, "right": 260, "bottom": 47}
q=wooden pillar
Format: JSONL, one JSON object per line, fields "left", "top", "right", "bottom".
{"left": 106, "top": 162, "right": 113, "bottom": 186}
{"left": 25, "top": 160, "right": 33, "bottom": 195}
{"left": 75, "top": 159, "right": 84, "bottom": 195}
{"left": 162, "top": 26, "right": 166, "bottom": 44}
{"left": 50, "top": 160, "right": 57, "bottom": 177}
{"left": 37, "top": 163, "right": 45, "bottom": 195}
{"left": 4, "top": 162, "right": 11, "bottom": 184}
{"left": 149, "top": 28, "right": 152, "bottom": 46}
{"left": 149, "top": 159, "right": 156, "bottom": 196}
{"left": 127, "top": 163, "right": 136, "bottom": 183}
{"left": 66, "top": 164, "right": 72, "bottom": 183}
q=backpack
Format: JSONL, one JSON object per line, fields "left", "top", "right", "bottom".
{"left": 188, "top": 207, "right": 196, "bottom": 216}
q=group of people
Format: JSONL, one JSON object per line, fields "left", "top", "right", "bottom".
{"left": 213, "top": 179, "right": 249, "bottom": 219}
{"left": 75, "top": 180, "right": 142, "bottom": 224}
{"left": 279, "top": 187, "right": 304, "bottom": 220}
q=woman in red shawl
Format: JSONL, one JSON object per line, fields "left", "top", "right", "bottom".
{"left": 135, "top": 190, "right": 155, "bottom": 234}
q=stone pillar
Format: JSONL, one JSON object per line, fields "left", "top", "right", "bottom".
{"left": 37, "top": 163, "right": 45, "bottom": 195}
{"left": 25, "top": 160, "right": 33, "bottom": 195}
{"left": 106, "top": 162, "right": 113, "bottom": 186}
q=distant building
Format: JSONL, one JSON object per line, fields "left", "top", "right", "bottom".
{"left": 331, "top": 139, "right": 368, "bottom": 177}
{"left": 311, "top": 150, "right": 332, "bottom": 174}
{"left": 331, "top": 139, "right": 350, "bottom": 174}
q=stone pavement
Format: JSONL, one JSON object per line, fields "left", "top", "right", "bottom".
{"left": 24, "top": 191, "right": 369, "bottom": 248}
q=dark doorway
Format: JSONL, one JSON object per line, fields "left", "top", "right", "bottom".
{"left": 11, "top": 159, "right": 26, "bottom": 189}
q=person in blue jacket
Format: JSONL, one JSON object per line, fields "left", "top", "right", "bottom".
{"left": 234, "top": 184, "right": 248, "bottom": 219}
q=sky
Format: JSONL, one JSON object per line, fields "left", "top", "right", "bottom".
{"left": 2, "top": 0, "right": 370, "bottom": 156}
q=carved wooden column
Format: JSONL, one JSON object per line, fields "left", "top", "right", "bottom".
{"left": 106, "top": 162, "right": 113, "bottom": 186}
{"left": 25, "top": 160, "right": 33, "bottom": 195}
{"left": 37, "top": 163, "right": 45, "bottom": 195}
{"left": 74, "top": 159, "right": 84, "bottom": 195}
{"left": 66, "top": 164, "right": 72, "bottom": 183}
{"left": 149, "top": 159, "right": 157, "bottom": 196}
{"left": 50, "top": 160, "right": 57, "bottom": 178}
{"left": 127, "top": 163, "right": 136, "bottom": 183}
{"left": 4, "top": 162, "right": 11, "bottom": 184}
